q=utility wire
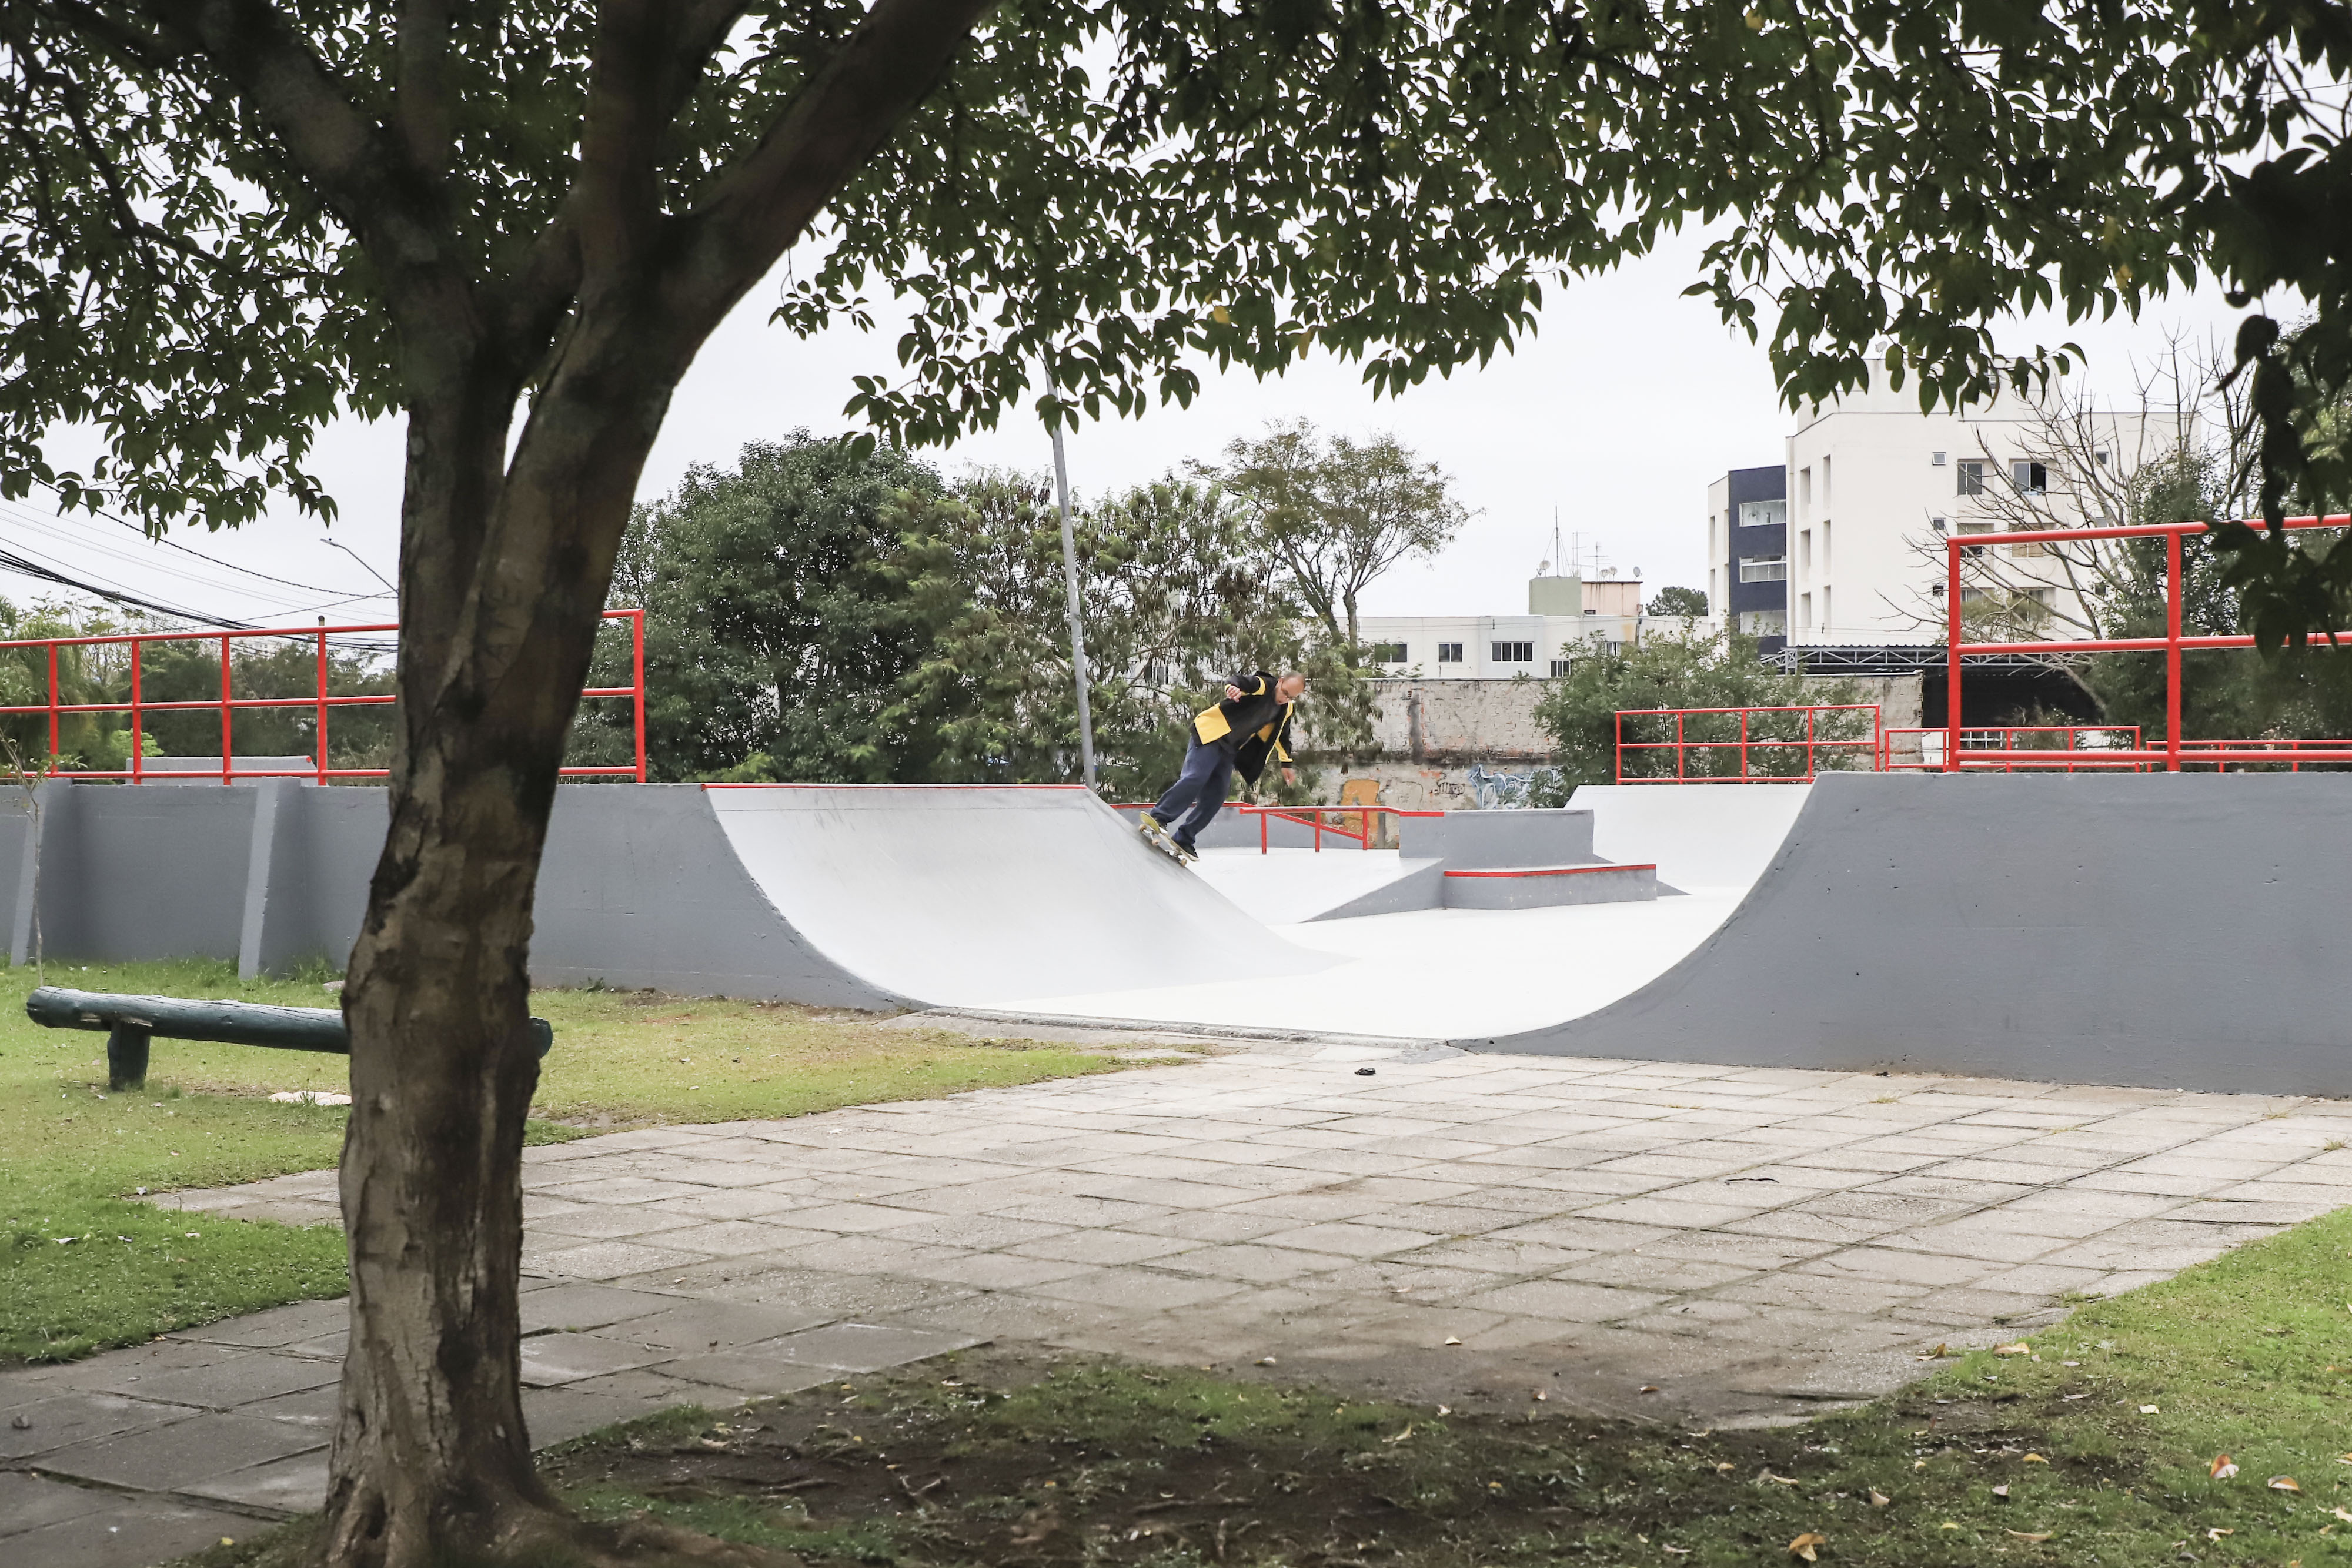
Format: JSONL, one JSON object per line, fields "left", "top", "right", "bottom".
{"left": 25, "top": 482, "right": 366, "bottom": 597}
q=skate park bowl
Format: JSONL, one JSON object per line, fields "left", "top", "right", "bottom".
{"left": 0, "top": 773, "right": 2346, "bottom": 1094}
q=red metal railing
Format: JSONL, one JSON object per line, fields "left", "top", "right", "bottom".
{"left": 1881, "top": 725, "right": 2144, "bottom": 772}
{"left": 1612, "top": 704, "right": 1882, "bottom": 783}
{"left": 0, "top": 609, "right": 647, "bottom": 783}
{"left": 2176, "top": 737, "right": 2352, "bottom": 772}
{"left": 1946, "top": 515, "right": 2352, "bottom": 771}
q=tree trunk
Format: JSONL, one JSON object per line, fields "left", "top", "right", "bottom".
{"left": 319, "top": 345, "right": 676, "bottom": 1566}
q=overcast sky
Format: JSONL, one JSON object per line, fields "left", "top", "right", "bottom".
{"left": 11, "top": 226, "right": 2244, "bottom": 630}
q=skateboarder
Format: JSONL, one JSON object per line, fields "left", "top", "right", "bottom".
{"left": 1140, "top": 670, "right": 1305, "bottom": 862}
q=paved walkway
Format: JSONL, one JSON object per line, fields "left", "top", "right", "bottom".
{"left": 11, "top": 1045, "right": 2352, "bottom": 1564}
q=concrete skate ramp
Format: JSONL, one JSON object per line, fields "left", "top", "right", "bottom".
{"left": 1479, "top": 773, "right": 2352, "bottom": 1095}
{"left": 706, "top": 785, "right": 1332, "bottom": 1007}
{"left": 1568, "top": 782, "right": 1813, "bottom": 891}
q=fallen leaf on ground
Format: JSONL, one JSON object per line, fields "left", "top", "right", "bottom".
{"left": 1381, "top": 1424, "right": 1415, "bottom": 1445}
{"left": 1940, "top": 1522, "right": 1960, "bottom": 1530}
{"left": 1994, "top": 1343, "right": 2032, "bottom": 1356}
{"left": 2331, "top": 1506, "right": 2352, "bottom": 1524}
{"left": 2271, "top": 1475, "right": 2303, "bottom": 1492}
{"left": 1443, "top": 1336, "right": 1461, "bottom": 1346}
{"left": 2139, "top": 1404, "right": 2161, "bottom": 1414}
{"left": 1639, "top": 1385, "right": 1660, "bottom": 1394}
{"left": 1992, "top": 1484, "right": 2010, "bottom": 1500}
{"left": 2007, "top": 1530, "right": 2053, "bottom": 1542}
{"left": 2210, "top": 1455, "right": 2239, "bottom": 1479}
{"left": 1716, "top": 1462, "right": 1736, "bottom": 1475}
{"left": 1869, "top": 1490, "right": 1890, "bottom": 1507}
{"left": 1788, "top": 1532, "right": 1826, "bottom": 1562}
{"left": 1760, "top": 1470, "right": 1800, "bottom": 1486}
{"left": 2207, "top": 1527, "right": 2234, "bottom": 1540}
{"left": 2023, "top": 1453, "right": 2049, "bottom": 1465}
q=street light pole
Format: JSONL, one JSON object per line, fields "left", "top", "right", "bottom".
{"left": 1050, "top": 420, "right": 1097, "bottom": 791}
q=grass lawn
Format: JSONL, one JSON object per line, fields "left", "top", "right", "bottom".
{"left": 189, "top": 1200, "right": 2352, "bottom": 1568}
{"left": 0, "top": 959, "right": 1137, "bottom": 1364}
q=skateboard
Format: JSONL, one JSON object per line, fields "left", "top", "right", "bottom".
{"left": 1137, "top": 816, "right": 1195, "bottom": 867}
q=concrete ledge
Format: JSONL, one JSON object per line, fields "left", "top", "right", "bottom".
{"left": 1441, "top": 862, "right": 1659, "bottom": 910}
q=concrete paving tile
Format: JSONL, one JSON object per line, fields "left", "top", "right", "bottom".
{"left": 518, "top": 1332, "right": 673, "bottom": 1387}
{"left": 759, "top": 1201, "right": 939, "bottom": 1233}
{"left": 1024, "top": 1268, "right": 1248, "bottom": 1312}
{"left": 1482, "top": 1216, "right": 1671, "bottom": 1252}
{"left": 2066, "top": 1168, "right": 2224, "bottom": 1197}
{"left": 2007, "top": 1186, "right": 2190, "bottom": 1220}
{"left": 1252, "top": 1222, "right": 1445, "bottom": 1258}
{"left": 1223, "top": 1189, "right": 1400, "bottom": 1223}
{"left": 1455, "top": 1144, "right": 1617, "bottom": 1171}
{"left": 1966, "top": 1262, "right": 2117, "bottom": 1296}
{"left": 751, "top": 1322, "right": 984, "bottom": 1372}
{"left": 887, "top": 1252, "right": 1101, "bottom": 1290}
{"left": 656, "top": 1219, "right": 837, "bottom": 1257}
{"left": 644, "top": 1261, "right": 977, "bottom": 1320}
{"left": 0, "top": 1393, "right": 193, "bottom": 1461}
{"left": 529, "top": 1175, "right": 717, "bottom": 1205}
{"left": 87, "top": 1352, "right": 339, "bottom": 1412}
{"left": 233, "top": 1383, "right": 340, "bottom": 1429}
{"left": 526, "top": 1237, "right": 714, "bottom": 1281}
{"left": 1115, "top": 1209, "right": 1302, "bottom": 1243}
{"left": 1872, "top": 1222, "right": 2073, "bottom": 1265}
{"left": 1575, "top": 1196, "right": 1778, "bottom": 1229}
{"left": 1009, "top": 1229, "right": 1204, "bottom": 1267}
{"left": 1154, "top": 1243, "right": 1358, "bottom": 1283}
{"left": 1077, "top": 1176, "right": 1265, "bottom": 1210}
{"left": 751, "top": 1236, "right": 968, "bottom": 1276}
{"left": 643, "top": 1188, "right": 821, "bottom": 1222}
{"left": 2170, "top": 1198, "right": 2341, "bottom": 1225}
{"left": 1883, "top": 1289, "right": 2056, "bottom": 1329}
{"left": 871, "top": 1215, "right": 1074, "bottom": 1251}
{"left": 1713, "top": 1272, "right": 1927, "bottom": 1313}
{"left": 1552, "top": 1253, "right": 1759, "bottom": 1292}
{"left": 0, "top": 1470, "right": 112, "bottom": 1534}
{"left": 37, "top": 1341, "right": 234, "bottom": 1391}
{"left": 650, "top": 1352, "right": 841, "bottom": 1397}
{"left": 1340, "top": 1303, "right": 1512, "bottom": 1348}
{"left": 518, "top": 1281, "right": 687, "bottom": 1333}
{"left": 522, "top": 1385, "right": 671, "bottom": 1447}
{"left": 1804, "top": 1246, "right": 2000, "bottom": 1288}
{"left": 1454, "top": 1278, "right": 1669, "bottom": 1323}
{"left": 38, "top": 1412, "right": 322, "bottom": 1488}
{"left": 182, "top": 1447, "right": 330, "bottom": 1513}
{"left": 1402, "top": 1236, "right": 1599, "bottom": 1275}
{"left": 168, "top": 1298, "right": 348, "bottom": 1350}
{"left": 987, "top": 1195, "right": 1174, "bottom": 1229}
{"left": 592, "top": 1299, "right": 836, "bottom": 1353}
{"left": 1303, "top": 1259, "right": 1502, "bottom": 1301}
{"left": 1346, "top": 1203, "right": 1532, "bottom": 1238}
{"left": 1855, "top": 1174, "right": 2039, "bottom": 1206}
{"left": 2, "top": 1497, "right": 260, "bottom": 1568}
{"left": 1638, "top": 1231, "right": 1841, "bottom": 1269}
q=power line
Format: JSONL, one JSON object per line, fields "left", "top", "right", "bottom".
{"left": 25, "top": 482, "right": 374, "bottom": 598}
{"left": 0, "top": 542, "right": 255, "bottom": 627}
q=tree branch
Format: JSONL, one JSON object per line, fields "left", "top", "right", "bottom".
{"left": 394, "top": 0, "right": 453, "bottom": 176}
{"left": 649, "top": 0, "right": 994, "bottom": 346}
{"left": 133, "top": 0, "right": 461, "bottom": 313}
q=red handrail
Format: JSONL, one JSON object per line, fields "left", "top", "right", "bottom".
{"left": 1613, "top": 704, "right": 1881, "bottom": 784}
{"left": 0, "top": 609, "right": 648, "bottom": 783}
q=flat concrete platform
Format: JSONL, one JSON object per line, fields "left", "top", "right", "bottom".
{"left": 55, "top": 1043, "right": 2347, "bottom": 1567}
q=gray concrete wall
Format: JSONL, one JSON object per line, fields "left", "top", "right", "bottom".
{"left": 1475, "top": 771, "right": 2352, "bottom": 1096}
{"left": 0, "top": 780, "right": 896, "bottom": 1007}
{"left": 1399, "top": 808, "right": 1595, "bottom": 869}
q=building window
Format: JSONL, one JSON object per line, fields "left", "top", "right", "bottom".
{"left": 1799, "top": 592, "right": 1813, "bottom": 628}
{"left": 1739, "top": 610, "right": 1787, "bottom": 636}
{"left": 2093, "top": 449, "right": 2110, "bottom": 467}
{"left": 1603, "top": 641, "right": 1624, "bottom": 656}
{"left": 1737, "top": 499, "right": 1786, "bottom": 529}
{"left": 1932, "top": 450, "right": 1947, "bottom": 466}
{"left": 1491, "top": 640, "right": 1534, "bottom": 664}
{"left": 2012, "top": 460, "right": 2048, "bottom": 493}
{"left": 1436, "top": 642, "right": 1463, "bottom": 664}
{"left": 1799, "top": 529, "right": 1812, "bottom": 576}
{"left": 1739, "top": 556, "right": 1788, "bottom": 582}
{"left": 1957, "top": 460, "right": 1987, "bottom": 495}
{"left": 1821, "top": 519, "right": 1832, "bottom": 574}
{"left": 1549, "top": 658, "right": 1572, "bottom": 677}
{"left": 1799, "top": 466, "right": 1812, "bottom": 514}
{"left": 1369, "top": 641, "right": 1408, "bottom": 663}
{"left": 1957, "top": 520, "right": 1993, "bottom": 557}
{"left": 1929, "top": 516, "right": 1947, "bottom": 532}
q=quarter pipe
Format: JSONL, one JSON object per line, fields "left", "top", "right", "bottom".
{"left": 1471, "top": 772, "right": 2352, "bottom": 1095}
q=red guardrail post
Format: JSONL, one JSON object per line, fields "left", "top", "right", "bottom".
{"left": 315, "top": 624, "right": 329, "bottom": 784}
{"left": 218, "top": 633, "right": 233, "bottom": 782}
{"left": 1945, "top": 536, "right": 1962, "bottom": 771}
{"left": 129, "top": 637, "right": 143, "bottom": 783}
{"left": 45, "top": 643, "right": 58, "bottom": 761}
{"left": 630, "top": 609, "right": 648, "bottom": 783}
{"left": 2166, "top": 529, "right": 2183, "bottom": 773}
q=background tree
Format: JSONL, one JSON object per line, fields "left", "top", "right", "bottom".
{"left": 1533, "top": 630, "right": 1866, "bottom": 793}
{"left": 1211, "top": 421, "right": 1470, "bottom": 646}
{"left": 1, "top": 0, "right": 2287, "bottom": 1560}
{"left": 1645, "top": 586, "right": 1709, "bottom": 618}
{"left": 593, "top": 434, "right": 946, "bottom": 782}
{"left": 886, "top": 470, "right": 1325, "bottom": 798}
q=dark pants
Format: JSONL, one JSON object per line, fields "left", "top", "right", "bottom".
{"left": 1151, "top": 738, "right": 1235, "bottom": 848}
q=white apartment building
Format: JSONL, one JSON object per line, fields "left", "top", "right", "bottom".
{"left": 1770, "top": 360, "right": 2184, "bottom": 654}
{"left": 1359, "top": 573, "right": 1710, "bottom": 679}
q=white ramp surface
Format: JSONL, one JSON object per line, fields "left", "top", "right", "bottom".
{"left": 1569, "top": 782, "right": 1812, "bottom": 891}
{"left": 705, "top": 785, "right": 1333, "bottom": 1007}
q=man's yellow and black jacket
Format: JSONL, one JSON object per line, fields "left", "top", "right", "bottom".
{"left": 1192, "top": 671, "right": 1298, "bottom": 784}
